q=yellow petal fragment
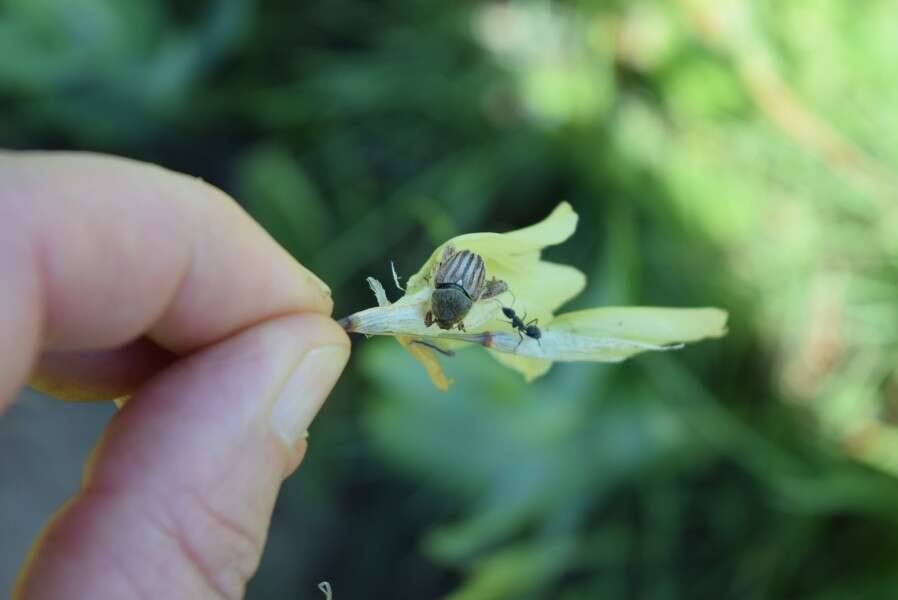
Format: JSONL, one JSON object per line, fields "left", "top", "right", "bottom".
{"left": 549, "top": 307, "right": 729, "bottom": 345}
{"left": 398, "top": 335, "right": 453, "bottom": 391}
{"left": 452, "top": 201, "right": 579, "bottom": 256}
{"left": 487, "top": 349, "right": 553, "bottom": 382}
{"left": 439, "top": 306, "right": 727, "bottom": 371}
{"left": 27, "top": 376, "right": 113, "bottom": 402}
{"left": 499, "top": 201, "right": 579, "bottom": 250}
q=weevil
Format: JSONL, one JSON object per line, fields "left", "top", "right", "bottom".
{"left": 424, "top": 245, "right": 508, "bottom": 330}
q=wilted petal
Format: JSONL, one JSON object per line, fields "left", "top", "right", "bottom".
{"left": 443, "top": 329, "right": 681, "bottom": 363}
{"left": 549, "top": 307, "right": 728, "bottom": 344}
{"left": 439, "top": 306, "right": 728, "bottom": 379}
{"left": 399, "top": 335, "right": 453, "bottom": 391}
{"left": 367, "top": 277, "right": 390, "bottom": 307}
{"left": 487, "top": 350, "right": 553, "bottom": 382}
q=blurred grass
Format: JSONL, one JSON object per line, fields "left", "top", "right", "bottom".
{"left": 6, "top": 0, "right": 898, "bottom": 597}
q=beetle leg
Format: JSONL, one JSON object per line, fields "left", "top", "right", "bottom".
{"left": 479, "top": 278, "right": 508, "bottom": 300}
{"left": 440, "top": 244, "right": 456, "bottom": 264}
{"left": 457, "top": 321, "right": 466, "bottom": 332}
{"left": 425, "top": 311, "right": 434, "bottom": 327}
{"left": 410, "top": 339, "right": 455, "bottom": 357}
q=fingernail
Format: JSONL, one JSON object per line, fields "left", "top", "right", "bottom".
{"left": 271, "top": 344, "right": 349, "bottom": 446}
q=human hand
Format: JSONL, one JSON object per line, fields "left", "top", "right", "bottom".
{"left": 1, "top": 151, "right": 350, "bottom": 599}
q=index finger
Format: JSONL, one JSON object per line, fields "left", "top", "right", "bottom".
{"left": 0, "top": 151, "right": 333, "bottom": 407}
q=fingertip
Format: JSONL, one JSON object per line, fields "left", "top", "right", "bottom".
{"left": 17, "top": 313, "right": 350, "bottom": 598}
{"left": 0, "top": 222, "right": 42, "bottom": 414}
{"left": 284, "top": 438, "right": 310, "bottom": 478}
{"left": 2, "top": 151, "right": 336, "bottom": 355}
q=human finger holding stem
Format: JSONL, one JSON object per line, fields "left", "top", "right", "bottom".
{"left": 1, "top": 151, "right": 350, "bottom": 599}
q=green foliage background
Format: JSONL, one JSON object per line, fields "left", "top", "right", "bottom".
{"left": 6, "top": 0, "right": 898, "bottom": 597}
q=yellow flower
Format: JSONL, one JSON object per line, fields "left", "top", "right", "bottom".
{"left": 339, "top": 202, "right": 727, "bottom": 388}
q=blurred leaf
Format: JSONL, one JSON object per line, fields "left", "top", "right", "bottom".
{"left": 9, "top": 0, "right": 898, "bottom": 597}
{"left": 236, "top": 144, "right": 332, "bottom": 259}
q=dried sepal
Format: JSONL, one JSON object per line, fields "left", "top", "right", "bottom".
{"left": 339, "top": 284, "right": 499, "bottom": 337}
{"left": 367, "top": 276, "right": 390, "bottom": 308}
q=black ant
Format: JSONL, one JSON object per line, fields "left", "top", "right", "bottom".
{"left": 500, "top": 306, "right": 542, "bottom": 347}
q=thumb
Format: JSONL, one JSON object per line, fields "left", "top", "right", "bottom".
{"left": 16, "top": 313, "right": 350, "bottom": 600}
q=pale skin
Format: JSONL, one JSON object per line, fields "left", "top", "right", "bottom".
{"left": 0, "top": 151, "right": 351, "bottom": 599}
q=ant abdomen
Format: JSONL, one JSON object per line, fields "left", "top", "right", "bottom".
{"left": 499, "top": 305, "right": 542, "bottom": 345}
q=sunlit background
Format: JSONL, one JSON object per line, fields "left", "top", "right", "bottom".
{"left": 5, "top": 0, "right": 898, "bottom": 597}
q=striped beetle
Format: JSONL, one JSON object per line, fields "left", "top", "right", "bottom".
{"left": 425, "top": 244, "right": 508, "bottom": 330}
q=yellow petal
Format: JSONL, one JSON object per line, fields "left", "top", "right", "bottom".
{"left": 497, "top": 201, "right": 579, "bottom": 250}
{"left": 549, "top": 307, "right": 729, "bottom": 344}
{"left": 440, "top": 306, "right": 728, "bottom": 367}
{"left": 487, "top": 350, "right": 553, "bottom": 382}
{"left": 398, "top": 335, "right": 453, "bottom": 391}
{"left": 27, "top": 377, "right": 113, "bottom": 402}
{"left": 453, "top": 201, "right": 579, "bottom": 256}
{"left": 492, "top": 261, "right": 585, "bottom": 322}
{"left": 405, "top": 201, "right": 579, "bottom": 295}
